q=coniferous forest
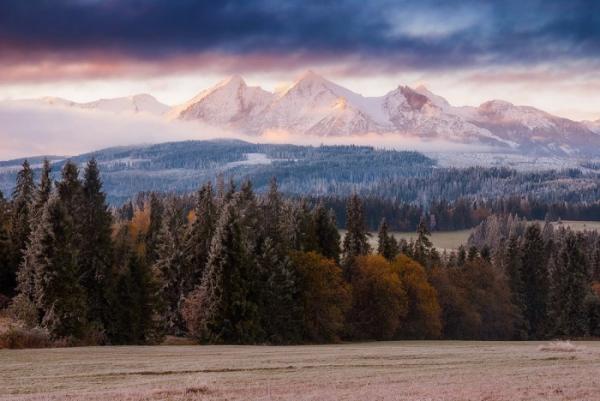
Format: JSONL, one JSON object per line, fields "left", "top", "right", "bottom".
{"left": 0, "top": 159, "right": 599, "bottom": 347}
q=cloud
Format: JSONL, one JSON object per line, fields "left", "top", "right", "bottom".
{"left": 1, "top": 0, "right": 599, "bottom": 82}
{"left": 0, "top": 102, "right": 236, "bottom": 159}
{"left": 0, "top": 102, "right": 489, "bottom": 160}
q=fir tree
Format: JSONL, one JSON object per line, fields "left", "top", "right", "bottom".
{"left": 30, "top": 195, "right": 88, "bottom": 340}
{"left": 377, "top": 218, "right": 399, "bottom": 261}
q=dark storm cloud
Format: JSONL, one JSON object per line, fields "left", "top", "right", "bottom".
{"left": 0, "top": 0, "right": 599, "bottom": 76}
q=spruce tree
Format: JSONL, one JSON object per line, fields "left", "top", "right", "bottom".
{"left": 32, "top": 159, "right": 52, "bottom": 221}
{"left": 30, "top": 195, "right": 88, "bottom": 340}
{"left": 189, "top": 200, "right": 261, "bottom": 343}
{"left": 503, "top": 234, "right": 529, "bottom": 339}
{"left": 57, "top": 161, "right": 83, "bottom": 222}
{"left": 342, "top": 194, "right": 370, "bottom": 276}
{"left": 377, "top": 218, "right": 399, "bottom": 261}
{"left": 184, "top": 183, "right": 217, "bottom": 292}
{"left": 0, "top": 191, "right": 12, "bottom": 296}
{"left": 312, "top": 203, "right": 341, "bottom": 263}
{"left": 413, "top": 217, "right": 433, "bottom": 267}
{"left": 79, "top": 159, "right": 114, "bottom": 334}
{"left": 549, "top": 232, "right": 588, "bottom": 337}
{"left": 153, "top": 199, "right": 188, "bottom": 335}
{"left": 17, "top": 160, "right": 52, "bottom": 304}
{"left": 7, "top": 161, "right": 36, "bottom": 295}
{"left": 145, "top": 193, "right": 164, "bottom": 265}
{"left": 111, "top": 252, "right": 162, "bottom": 344}
{"left": 520, "top": 224, "right": 549, "bottom": 338}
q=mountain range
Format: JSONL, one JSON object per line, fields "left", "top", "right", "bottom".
{"left": 8, "top": 71, "right": 600, "bottom": 156}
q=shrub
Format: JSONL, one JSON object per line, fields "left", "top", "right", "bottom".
{"left": 0, "top": 326, "right": 52, "bottom": 349}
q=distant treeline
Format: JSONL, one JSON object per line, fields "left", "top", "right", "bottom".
{"left": 0, "top": 160, "right": 599, "bottom": 347}
{"left": 317, "top": 196, "right": 600, "bottom": 232}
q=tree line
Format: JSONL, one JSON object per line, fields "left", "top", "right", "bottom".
{"left": 0, "top": 160, "right": 599, "bottom": 345}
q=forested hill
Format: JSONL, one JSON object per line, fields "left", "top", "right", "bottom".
{"left": 0, "top": 140, "right": 434, "bottom": 204}
{"left": 1, "top": 139, "right": 599, "bottom": 207}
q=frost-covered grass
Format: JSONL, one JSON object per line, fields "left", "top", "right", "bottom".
{"left": 538, "top": 340, "right": 583, "bottom": 353}
{"left": 1, "top": 341, "right": 599, "bottom": 401}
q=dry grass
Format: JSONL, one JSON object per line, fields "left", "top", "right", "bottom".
{"left": 538, "top": 340, "right": 583, "bottom": 352}
{"left": 1, "top": 341, "right": 599, "bottom": 401}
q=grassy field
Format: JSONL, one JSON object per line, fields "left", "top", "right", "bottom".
{"left": 1, "top": 341, "right": 599, "bottom": 401}
{"left": 352, "top": 220, "right": 600, "bottom": 251}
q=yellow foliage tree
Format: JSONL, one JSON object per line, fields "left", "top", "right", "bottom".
{"left": 392, "top": 254, "right": 442, "bottom": 339}
{"left": 349, "top": 255, "right": 408, "bottom": 340}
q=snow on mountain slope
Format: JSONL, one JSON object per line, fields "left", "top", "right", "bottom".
{"left": 166, "top": 75, "right": 273, "bottom": 127}
{"left": 80, "top": 94, "right": 169, "bottom": 115}
{"left": 584, "top": 119, "right": 600, "bottom": 134}
{"left": 9, "top": 94, "right": 169, "bottom": 116}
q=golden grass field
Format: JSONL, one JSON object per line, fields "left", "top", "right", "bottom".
{"left": 1, "top": 341, "right": 599, "bottom": 401}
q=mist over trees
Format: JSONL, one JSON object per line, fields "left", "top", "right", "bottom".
{"left": 0, "top": 160, "right": 599, "bottom": 346}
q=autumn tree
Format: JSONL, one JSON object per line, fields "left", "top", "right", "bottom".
{"left": 292, "top": 251, "right": 350, "bottom": 342}
{"left": 348, "top": 255, "right": 407, "bottom": 340}
{"left": 392, "top": 255, "right": 441, "bottom": 339}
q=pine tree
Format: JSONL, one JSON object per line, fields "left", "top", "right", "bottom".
{"left": 377, "top": 218, "right": 399, "bottom": 261}
{"left": 7, "top": 161, "right": 36, "bottom": 295}
{"left": 342, "top": 194, "right": 370, "bottom": 276}
{"left": 549, "top": 232, "right": 588, "bottom": 337}
{"left": 520, "top": 224, "right": 549, "bottom": 338}
{"left": 30, "top": 195, "right": 88, "bottom": 340}
{"left": 79, "top": 159, "right": 114, "bottom": 334}
{"left": 153, "top": 199, "right": 188, "bottom": 335}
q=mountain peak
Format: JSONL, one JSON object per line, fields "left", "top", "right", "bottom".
{"left": 218, "top": 74, "right": 246, "bottom": 88}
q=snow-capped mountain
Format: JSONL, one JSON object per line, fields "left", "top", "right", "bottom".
{"left": 11, "top": 94, "right": 169, "bottom": 116}
{"left": 168, "top": 71, "right": 600, "bottom": 156}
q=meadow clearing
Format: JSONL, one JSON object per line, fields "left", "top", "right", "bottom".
{"left": 1, "top": 341, "right": 599, "bottom": 401}
{"left": 367, "top": 220, "right": 600, "bottom": 251}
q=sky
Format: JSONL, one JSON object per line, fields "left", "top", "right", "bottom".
{"left": 0, "top": 0, "right": 599, "bottom": 121}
